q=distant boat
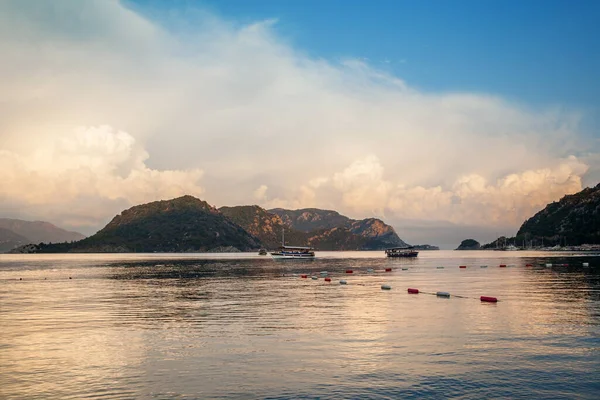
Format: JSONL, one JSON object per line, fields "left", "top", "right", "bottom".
{"left": 270, "top": 228, "right": 315, "bottom": 259}
{"left": 258, "top": 248, "right": 267, "bottom": 255}
{"left": 385, "top": 247, "right": 419, "bottom": 258}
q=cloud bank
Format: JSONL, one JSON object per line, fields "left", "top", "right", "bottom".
{"left": 0, "top": 0, "right": 594, "bottom": 245}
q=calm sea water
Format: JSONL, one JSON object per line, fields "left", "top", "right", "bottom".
{"left": 1, "top": 251, "right": 599, "bottom": 399}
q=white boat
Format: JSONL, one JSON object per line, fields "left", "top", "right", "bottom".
{"left": 270, "top": 229, "right": 315, "bottom": 259}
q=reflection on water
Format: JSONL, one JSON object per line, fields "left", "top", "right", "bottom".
{"left": 1, "top": 251, "right": 599, "bottom": 399}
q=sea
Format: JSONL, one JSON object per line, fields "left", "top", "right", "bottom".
{"left": 1, "top": 250, "right": 599, "bottom": 399}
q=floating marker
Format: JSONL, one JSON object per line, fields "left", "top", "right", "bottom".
{"left": 437, "top": 266, "right": 444, "bottom": 269}
{"left": 320, "top": 271, "right": 328, "bottom": 275}
{"left": 339, "top": 280, "right": 347, "bottom": 285}
{"left": 301, "top": 274, "right": 308, "bottom": 278}
{"left": 367, "top": 268, "right": 374, "bottom": 273}
{"left": 525, "top": 264, "right": 532, "bottom": 267}
{"left": 408, "top": 288, "right": 419, "bottom": 294}
{"left": 402, "top": 267, "right": 409, "bottom": 270}
{"left": 324, "top": 277, "right": 331, "bottom": 282}
{"left": 583, "top": 262, "right": 589, "bottom": 267}
{"left": 480, "top": 296, "right": 498, "bottom": 303}
{"left": 311, "top": 276, "right": 318, "bottom": 280}
{"left": 436, "top": 291, "right": 450, "bottom": 298}
{"left": 499, "top": 264, "right": 507, "bottom": 268}
{"left": 459, "top": 265, "right": 467, "bottom": 269}
{"left": 545, "top": 263, "right": 552, "bottom": 268}
{"left": 346, "top": 270, "right": 353, "bottom": 274}
{"left": 381, "top": 284, "right": 392, "bottom": 290}
{"left": 385, "top": 268, "right": 392, "bottom": 272}
{"left": 480, "top": 265, "right": 488, "bottom": 268}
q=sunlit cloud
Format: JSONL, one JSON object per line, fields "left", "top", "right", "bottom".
{"left": 0, "top": 0, "right": 594, "bottom": 241}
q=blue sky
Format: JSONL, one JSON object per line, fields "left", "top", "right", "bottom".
{"left": 128, "top": 0, "right": 600, "bottom": 113}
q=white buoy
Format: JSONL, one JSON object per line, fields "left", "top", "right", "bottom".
{"left": 583, "top": 262, "right": 589, "bottom": 267}
{"left": 320, "top": 271, "right": 328, "bottom": 275}
{"left": 381, "top": 284, "right": 392, "bottom": 290}
{"left": 339, "top": 280, "right": 347, "bottom": 285}
{"left": 480, "top": 265, "right": 488, "bottom": 268}
{"left": 545, "top": 263, "right": 552, "bottom": 268}
{"left": 311, "top": 276, "right": 318, "bottom": 280}
{"left": 402, "top": 267, "right": 409, "bottom": 270}
{"left": 367, "top": 268, "right": 374, "bottom": 273}
{"left": 436, "top": 291, "right": 450, "bottom": 298}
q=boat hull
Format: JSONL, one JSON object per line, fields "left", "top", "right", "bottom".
{"left": 385, "top": 251, "right": 419, "bottom": 258}
{"left": 271, "top": 253, "right": 315, "bottom": 260}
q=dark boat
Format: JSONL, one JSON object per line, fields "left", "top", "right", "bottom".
{"left": 385, "top": 247, "right": 419, "bottom": 258}
{"left": 258, "top": 248, "right": 267, "bottom": 255}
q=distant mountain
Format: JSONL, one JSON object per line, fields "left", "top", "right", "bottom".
{"left": 0, "top": 218, "right": 85, "bottom": 243}
{"left": 269, "top": 208, "right": 408, "bottom": 250}
{"left": 0, "top": 227, "right": 30, "bottom": 252}
{"left": 24, "top": 196, "right": 261, "bottom": 253}
{"left": 515, "top": 184, "right": 600, "bottom": 246}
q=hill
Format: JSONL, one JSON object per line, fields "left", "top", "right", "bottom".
{"left": 219, "top": 205, "right": 309, "bottom": 249}
{"left": 26, "top": 196, "right": 261, "bottom": 253}
{"left": 269, "top": 208, "right": 408, "bottom": 250}
{"left": 515, "top": 183, "right": 600, "bottom": 246}
{"left": 0, "top": 218, "right": 85, "bottom": 243}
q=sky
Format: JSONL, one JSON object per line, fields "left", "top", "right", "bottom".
{"left": 0, "top": 0, "right": 599, "bottom": 248}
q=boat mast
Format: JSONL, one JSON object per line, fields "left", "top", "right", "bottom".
{"left": 282, "top": 228, "right": 285, "bottom": 246}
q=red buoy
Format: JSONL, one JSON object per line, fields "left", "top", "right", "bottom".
{"left": 345, "top": 270, "right": 353, "bottom": 274}
{"left": 480, "top": 296, "right": 498, "bottom": 303}
{"left": 408, "top": 288, "right": 419, "bottom": 294}
{"left": 499, "top": 264, "right": 507, "bottom": 268}
{"left": 459, "top": 265, "right": 467, "bottom": 269}
{"left": 525, "top": 264, "right": 532, "bottom": 267}
{"left": 324, "top": 277, "right": 331, "bottom": 282}
{"left": 385, "top": 268, "right": 392, "bottom": 272}
{"left": 301, "top": 274, "right": 308, "bottom": 278}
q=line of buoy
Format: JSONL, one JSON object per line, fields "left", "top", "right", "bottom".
{"left": 367, "top": 268, "right": 374, "bottom": 273}
{"left": 480, "top": 265, "right": 488, "bottom": 268}
{"left": 381, "top": 284, "right": 392, "bottom": 290}
{"left": 385, "top": 268, "right": 392, "bottom": 272}
{"left": 324, "top": 277, "right": 331, "bottom": 282}
{"left": 339, "top": 280, "right": 347, "bottom": 285}
{"left": 406, "top": 288, "right": 498, "bottom": 303}
{"left": 345, "top": 269, "right": 353, "bottom": 274}
{"left": 499, "top": 264, "right": 507, "bottom": 268}
{"left": 436, "top": 266, "right": 444, "bottom": 269}
{"left": 401, "top": 267, "right": 409, "bottom": 270}
{"left": 311, "top": 276, "right": 318, "bottom": 280}
{"left": 301, "top": 274, "right": 308, "bottom": 278}
{"left": 459, "top": 265, "right": 467, "bottom": 269}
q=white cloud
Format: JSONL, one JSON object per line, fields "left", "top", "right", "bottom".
{"left": 0, "top": 0, "right": 594, "bottom": 240}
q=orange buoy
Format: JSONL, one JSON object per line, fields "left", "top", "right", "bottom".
{"left": 480, "top": 296, "right": 498, "bottom": 303}
{"left": 324, "top": 277, "right": 331, "bottom": 282}
{"left": 499, "top": 264, "right": 507, "bottom": 268}
{"left": 408, "top": 288, "right": 419, "bottom": 294}
{"left": 345, "top": 269, "right": 353, "bottom": 274}
{"left": 385, "top": 268, "right": 392, "bottom": 272}
{"left": 459, "top": 265, "right": 467, "bottom": 269}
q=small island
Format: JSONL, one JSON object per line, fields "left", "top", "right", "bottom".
{"left": 456, "top": 239, "right": 481, "bottom": 250}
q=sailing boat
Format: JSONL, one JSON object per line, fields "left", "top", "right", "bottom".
{"left": 270, "top": 228, "right": 315, "bottom": 259}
